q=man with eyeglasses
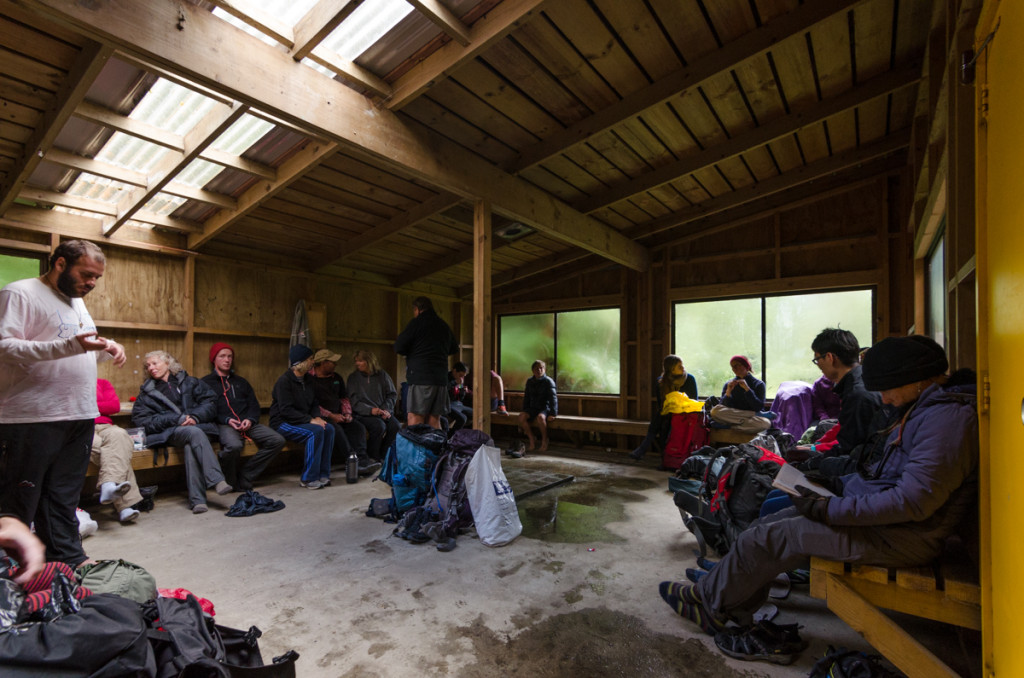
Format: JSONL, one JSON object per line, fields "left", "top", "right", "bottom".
{"left": 794, "top": 328, "right": 881, "bottom": 462}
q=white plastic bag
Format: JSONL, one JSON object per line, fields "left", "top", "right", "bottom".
{"left": 465, "top": 444, "right": 522, "bottom": 547}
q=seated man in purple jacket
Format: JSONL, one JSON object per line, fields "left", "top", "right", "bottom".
{"left": 659, "top": 335, "right": 978, "bottom": 664}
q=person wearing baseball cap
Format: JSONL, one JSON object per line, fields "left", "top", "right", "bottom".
{"left": 310, "top": 348, "right": 380, "bottom": 478}
{"left": 268, "top": 344, "right": 335, "bottom": 489}
{"left": 658, "top": 335, "right": 978, "bottom": 664}
{"left": 201, "top": 343, "right": 285, "bottom": 491}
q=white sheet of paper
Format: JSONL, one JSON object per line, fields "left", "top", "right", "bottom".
{"left": 772, "top": 462, "right": 836, "bottom": 497}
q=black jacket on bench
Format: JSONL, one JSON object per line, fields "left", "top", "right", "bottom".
{"left": 131, "top": 371, "right": 218, "bottom": 447}
{"left": 201, "top": 371, "right": 262, "bottom": 426}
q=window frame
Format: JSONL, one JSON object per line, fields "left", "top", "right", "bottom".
{"left": 498, "top": 306, "right": 622, "bottom": 396}
{"left": 671, "top": 286, "right": 876, "bottom": 391}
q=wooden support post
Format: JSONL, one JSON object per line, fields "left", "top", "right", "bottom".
{"left": 472, "top": 199, "right": 492, "bottom": 435}
{"left": 184, "top": 254, "right": 195, "bottom": 370}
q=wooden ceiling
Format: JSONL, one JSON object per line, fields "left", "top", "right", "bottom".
{"left": 0, "top": 0, "right": 931, "bottom": 297}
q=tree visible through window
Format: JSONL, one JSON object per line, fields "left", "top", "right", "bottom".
{"left": 674, "top": 290, "right": 873, "bottom": 398}
{"left": 499, "top": 309, "right": 621, "bottom": 394}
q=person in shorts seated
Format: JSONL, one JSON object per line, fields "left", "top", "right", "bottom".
{"left": 516, "top": 360, "right": 558, "bottom": 454}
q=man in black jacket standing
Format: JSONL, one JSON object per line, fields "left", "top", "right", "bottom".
{"left": 394, "top": 296, "right": 459, "bottom": 429}
{"left": 201, "top": 342, "right": 285, "bottom": 490}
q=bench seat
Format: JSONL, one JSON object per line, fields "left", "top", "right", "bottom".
{"left": 809, "top": 556, "right": 980, "bottom": 678}
{"left": 85, "top": 438, "right": 297, "bottom": 477}
{"left": 490, "top": 412, "right": 648, "bottom": 448}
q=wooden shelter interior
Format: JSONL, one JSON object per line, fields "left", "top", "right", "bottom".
{"left": 0, "top": 0, "right": 996, "bottom": 673}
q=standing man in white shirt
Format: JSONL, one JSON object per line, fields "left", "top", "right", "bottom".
{"left": 0, "top": 240, "right": 126, "bottom": 566}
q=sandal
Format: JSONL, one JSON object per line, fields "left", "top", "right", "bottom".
{"left": 713, "top": 620, "right": 806, "bottom": 665}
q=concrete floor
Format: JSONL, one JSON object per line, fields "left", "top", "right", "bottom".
{"left": 79, "top": 447, "right": 975, "bottom": 677}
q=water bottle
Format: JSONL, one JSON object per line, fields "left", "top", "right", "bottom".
{"left": 346, "top": 452, "right": 359, "bottom": 484}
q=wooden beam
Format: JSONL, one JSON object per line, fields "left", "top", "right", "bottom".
{"left": 669, "top": 271, "right": 883, "bottom": 301}
{"left": 45, "top": 147, "right": 148, "bottom": 186}
{"left": 74, "top": 100, "right": 184, "bottom": 151}
{"left": 319, "top": 191, "right": 462, "bottom": 266}
{"left": 198, "top": 147, "right": 276, "bottom": 181}
{"left": 572, "top": 64, "right": 921, "bottom": 213}
{"left": 0, "top": 41, "right": 112, "bottom": 215}
{"left": 1, "top": 204, "right": 187, "bottom": 253}
{"left": 18, "top": 0, "right": 648, "bottom": 271}
{"left": 188, "top": 138, "right": 338, "bottom": 249}
{"left": 407, "top": 0, "right": 471, "bottom": 46}
{"left": 129, "top": 211, "right": 203, "bottom": 233}
{"left": 113, "top": 50, "right": 236, "bottom": 105}
{"left": 162, "top": 182, "right": 237, "bottom": 210}
{"left": 20, "top": 187, "right": 116, "bottom": 216}
{"left": 291, "top": 0, "right": 362, "bottom": 61}
{"left": 106, "top": 102, "right": 248, "bottom": 235}
{"left": 306, "top": 47, "right": 392, "bottom": 97}
{"left": 384, "top": 0, "right": 548, "bottom": 110}
{"left": 206, "top": 0, "right": 294, "bottom": 47}
{"left": 392, "top": 240, "right": 475, "bottom": 287}
{"left": 472, "top": 199, "right": 491, "bottom": 434}
{"left": 508, "top": 0, "right": 869, "bottom": 172}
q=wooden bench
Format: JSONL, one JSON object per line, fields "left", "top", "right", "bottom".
{"left": 491, "top": 412, "right": 648, "bottom": 447}
{"left": 809, "top": 556, "right": 981, "bottom": 678}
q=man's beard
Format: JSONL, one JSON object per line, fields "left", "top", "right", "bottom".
{"left": 56, "top": 267, "right": 83, "bottom": 297}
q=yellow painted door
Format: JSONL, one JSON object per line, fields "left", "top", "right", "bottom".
{"left": 975, "top": 2, "right": 1024, "bottom": 675}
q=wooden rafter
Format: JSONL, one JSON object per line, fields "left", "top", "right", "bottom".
{"left": 106, "top": 102, "right": 248, "bottom": 235}
{"left": 407, "top": 0, "right": 471, "bottom": 46}
{"left": 384, "top": 0, "right": 548, "bottom": 111}
{"left": 1, "top": 204, "right": 187, "bottom": 252}
{"left": 571, "top": 65, "right": 921, "bottom": 214}
{"left": 306, "top": 46, "right": 392, "bottom": 97}
{"left": 206, "top": 0, "right": 294, "bottom": 47}
{"left": 188, "top": 139, "right": 339, "bottom": 249}
{"left": 0, "top": 41, "right": 112, "bottom": 215}
{"left": 508, "top": 0, "right": 869, "bottom": 173}
{"left": 317, "top": 191, "right": 462, "bottom": 267}
{"left": 291, "top": 0, "right": 362, "bottom": 61}
{"left": 20, "top": 0, "right": 648, "bottom": 271}
{"left": 17, "top": 187, "right": 202, "bottom": 233}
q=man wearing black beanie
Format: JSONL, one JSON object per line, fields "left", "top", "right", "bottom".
{"left": 659, "top": 335, "right": 978, "bottom": 664}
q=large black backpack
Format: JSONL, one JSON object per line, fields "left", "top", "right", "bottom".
{"left": 676, "top": 443, "right": 785, "bottom": 557}
{"left": 422, "top": 429, "right": 491, "bottom": 540}
{"left": 0, "top": 592, "right": 157, "bottom": 677}
{"left": 143, "top": 594, "right": 298, "bottom": 677}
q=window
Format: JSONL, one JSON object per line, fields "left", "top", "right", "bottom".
{"left": 926, "top": 235, "right": 946, "bottom": 348}
{"left": 499, "top": 308, "right": 620, "bottom": 394}
{"left": 0, "top": 251, "right": 44, "bottom": 290}
{"left": 674, "top": 289, "right": 873, "bottom": 398}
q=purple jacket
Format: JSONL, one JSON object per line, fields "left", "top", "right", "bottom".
{"left": 811, "top": 375, "right": 841, "bottom": 421}
{"left": 768, "top": 381, "right": 813, "bottom": 438}
{"left": 828, "top": 382, "right": 977, "bottom": 541}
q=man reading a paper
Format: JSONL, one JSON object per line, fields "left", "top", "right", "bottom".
{"left": 658, "top": 335, "right": 978, "bottom": 664}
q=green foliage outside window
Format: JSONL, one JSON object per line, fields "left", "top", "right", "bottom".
{"left": 499, "top": 308, "right": 621, "bottom": 394}
{"left": 0, "top": 253, "right": 43, "bottom": 290}
{"left": 674, "top": 290, "right": 873, "bottom": 398}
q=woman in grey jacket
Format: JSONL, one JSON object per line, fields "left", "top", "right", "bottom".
{"left": 131, "top": 351, "right": 231, "bottom": 513}
{"left": 346, "top": 350, "right": 400, "bottom": 461}
{"left": 659, "top": 335, "right": 978, "bottom": 663}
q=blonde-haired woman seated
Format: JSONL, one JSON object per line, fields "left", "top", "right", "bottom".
{"left": 131, "top": 350, "right": 232, "bottom": 514}
{"left": 346, "top": 350, "right": 400, "bottom": 462}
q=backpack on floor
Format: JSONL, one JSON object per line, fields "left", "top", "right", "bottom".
{"left": 378, "top": 424, "right": 448, "bottom": 514}
{"left": 808, "top": 646, "right": 904, "bottom": 678}
{"left": 144, "top": 594, "right": 298, "bottom": 678}
{"left": 662, "top": 412, "right": 710, "bottom": 470}
{"left": 0, "top": 592, "right": 157, "bottom": 677}
{"left": 421, "top": 429, "right": 492, "bottom": 542}
{"left": 682, "top": 443, "right": 784, "bottom": 557}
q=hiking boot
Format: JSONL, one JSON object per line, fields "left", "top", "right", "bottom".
{"left": 300, "top": 480, "right": 324, "bottom": 489}
{"left": 713, "top": 620, "right": 807, "bottom": 665}
{"left": 496, "top": 401, "right": 508, "bottom": 416}
{"left": 358, "top": 459, "right": 381, "bottom": 477}
{"left": 319, "top": 477, "right": 332, "bottom": 487}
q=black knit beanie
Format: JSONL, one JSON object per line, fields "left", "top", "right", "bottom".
{"left": 861, "top": 335, "right": 948, "bottom": 391}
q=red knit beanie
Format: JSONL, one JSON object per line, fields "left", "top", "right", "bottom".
{"left": 209, "top": 342, "right": 234, "bottom": 363}
{"left": 729, "top": 354, "right": 752, "bottom": 371}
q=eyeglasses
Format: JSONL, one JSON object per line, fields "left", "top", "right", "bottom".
{"left": 811, "top": 353, "right": 829, "bottom": 365}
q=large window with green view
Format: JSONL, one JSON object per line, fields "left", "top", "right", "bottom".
{"left": 499, "top": 308, "right": 620, "bottom": 394}
{"left": 0, "top": 251, "right": 44, "bottom": 290}
{"left": 674, "top": 289, "right": 873, "bottom": 399}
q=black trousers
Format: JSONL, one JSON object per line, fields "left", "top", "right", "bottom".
{"left": 0, "top": 419, "right": 93, "bottom": 566}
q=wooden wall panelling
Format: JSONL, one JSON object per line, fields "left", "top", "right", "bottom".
{"left": 88, "top": 248, "right": 186, "bottom": 327}
{"left": 98, "top": 331, "right": 186, "bottom": 404}
{"left": 193, "top": 258, "right": 260, "bottom": 334}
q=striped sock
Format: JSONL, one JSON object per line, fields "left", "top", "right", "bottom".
{"left": 659, "top": 581, "right": 726, "bottom": 635}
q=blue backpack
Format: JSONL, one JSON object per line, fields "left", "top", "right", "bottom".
{"left": 378, "top": 424, "right": 448, "bottom": 514}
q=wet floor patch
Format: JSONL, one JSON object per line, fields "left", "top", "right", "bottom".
{"left": 513, "top": 460, "right": 658, "bottom": 544}
{"left": 448, "top": 607, "right": 756, "bottom": 678}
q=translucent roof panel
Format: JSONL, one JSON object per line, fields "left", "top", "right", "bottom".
{"left": 212, "top": 0, "right": 320, "bottom": 47}
{"left": 322, "top": 0, "right": 414, "bottom": 62}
